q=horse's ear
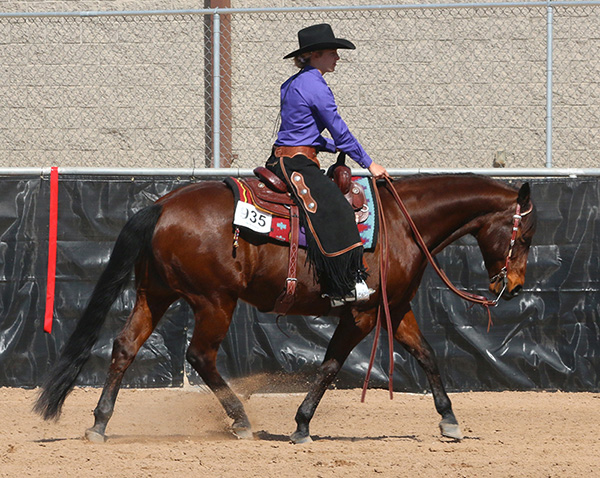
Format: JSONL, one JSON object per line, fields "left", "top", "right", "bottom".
{"left": 517, "top": 182, "right": 531, "bottom": 206}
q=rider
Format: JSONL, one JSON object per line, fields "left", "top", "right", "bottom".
{"left": 265, "top": 23, "right": 389, "bottom": 305}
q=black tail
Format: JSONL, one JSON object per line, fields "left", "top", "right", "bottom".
{"left": 33, "top": 204, "right": 163, "bottom": 420}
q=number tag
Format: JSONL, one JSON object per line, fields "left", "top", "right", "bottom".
{"left": 233, "top": 201, "right": 272, "bottom": 234}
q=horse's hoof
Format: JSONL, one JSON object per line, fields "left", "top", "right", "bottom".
{"left": 290, "top": 431, "right": 313, "bottom": 444}
{"left": 85, "top": 428, "right": 106, "bottom": 443}
{"left": 439, "top": 419, "right": 464, "bottom": 440}
{"left": 232, "top": 427, "right": 253, "bottom": 440}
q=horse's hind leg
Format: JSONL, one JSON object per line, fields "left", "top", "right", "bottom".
{"left": 186, "top": 297, "right": 252, "bottom": 439}
{"left": 85, "top": 290, "right": 174, "bottom": 443}
{"left": 393, "top": 307, "right": 463, "bottom": 440}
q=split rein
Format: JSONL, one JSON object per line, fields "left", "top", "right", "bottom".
{"left": 362, "top": 176, "right": 527, "bottom": 401}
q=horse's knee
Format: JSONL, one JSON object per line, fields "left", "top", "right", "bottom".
{"left": 319, "top": 359, "right": 341, "bottom": 381}
{"left": 415, "top": 345, "right": 437, "bottom": 370}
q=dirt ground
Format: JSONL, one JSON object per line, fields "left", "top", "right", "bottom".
{"left": 1, "top": 385, "right": 598, "bottom": 478}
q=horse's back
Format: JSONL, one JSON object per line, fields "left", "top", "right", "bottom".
{"left": 155, "top": 181, "right": 237, "bottom": 233}
{"left": 157, "top": 180, "right": 233, "bottom": 209}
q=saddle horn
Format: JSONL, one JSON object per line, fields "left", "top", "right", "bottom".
{"left": 327, "top": 152, "right": 352, "bottom": 195}
{"left": 327, "top": 151, "right": 347, "bottom": 176}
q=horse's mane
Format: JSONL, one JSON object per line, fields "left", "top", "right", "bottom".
{"left": 392, "top": 172, "right": 512, "bottom": 187}
{"left": 388, "top": 173, "right": 521, "bottom": 200}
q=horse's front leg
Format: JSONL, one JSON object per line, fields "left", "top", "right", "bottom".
{"left": 291, "top": 308, "right": 376, "bottom": 444}
{"left": 393, "top": 307, "right": 463, "bottom": 440}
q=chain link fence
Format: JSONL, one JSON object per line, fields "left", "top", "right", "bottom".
{"left": 0, "top": 3, "right": 598, "bottom": 170}
{"left": 553, "top": 4, "right": 600, "bottom": 168}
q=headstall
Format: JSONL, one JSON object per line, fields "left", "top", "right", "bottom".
{"left": 488, "top": 202, "right": 533, "bottom": 305}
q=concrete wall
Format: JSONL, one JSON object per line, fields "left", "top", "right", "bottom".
{"left": 1, "top": 1, "right": 598, "bottom": 169}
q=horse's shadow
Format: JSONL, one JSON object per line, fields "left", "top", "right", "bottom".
{"left": 33, "top": 432, "right": 233, "bottom": 444}
{"left": 254, "top": 430, "right": 422, "bottom": 443}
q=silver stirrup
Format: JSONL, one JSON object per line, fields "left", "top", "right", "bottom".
{"left": 328, "top": 281, "right": 375, "bottom": 307}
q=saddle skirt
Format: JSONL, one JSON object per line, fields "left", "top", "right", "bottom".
{"left": 224, "top": 168, "right": 378, "bottom": 251}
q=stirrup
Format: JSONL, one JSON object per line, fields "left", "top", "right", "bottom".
{"left": 327, "top": 281, "right": 375, "bottom": 308}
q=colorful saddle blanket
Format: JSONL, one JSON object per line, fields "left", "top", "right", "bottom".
{"left": 224, "top": 176, "right": 378, "bottom": 251}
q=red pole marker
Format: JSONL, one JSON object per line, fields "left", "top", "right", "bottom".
{"left": 44, "top": 167, "right": 59, "bottom": 334}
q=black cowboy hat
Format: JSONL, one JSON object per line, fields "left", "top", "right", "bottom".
{"left": 283, "top": 23, "right": 355, "bottom": 59}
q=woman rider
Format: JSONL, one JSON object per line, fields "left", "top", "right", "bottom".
{"left": 266, "top": 23, "right": 389, "bottom": 306}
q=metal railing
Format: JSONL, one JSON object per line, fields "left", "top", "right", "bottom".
{"left": 2, "top": 167, "right": 600, "bottom": 179}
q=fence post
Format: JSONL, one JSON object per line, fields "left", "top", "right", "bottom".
{"left": 546, "top": 1, "right": 554, "bottom": 168}
{"left": 212, "top": 11, "right": 221, "bottom": 168}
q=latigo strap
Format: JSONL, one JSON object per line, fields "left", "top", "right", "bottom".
{"left": 273, "top": 204, "right": 300, "bottom": 315}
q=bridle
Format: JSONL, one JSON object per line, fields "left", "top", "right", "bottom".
{"left": 487, "top": 202, "right": 533, "bottom": 304}
{"left": 362, "top": 177, "right": 532, "bottom": 401}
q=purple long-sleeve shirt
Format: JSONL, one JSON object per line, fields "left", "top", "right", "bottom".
{"left": 275, "top": 66, "right": 373, "bottom": 169}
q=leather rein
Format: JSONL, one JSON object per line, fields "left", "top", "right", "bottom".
{"left": 362, "top": 176, "right": 530, "bottom": 401}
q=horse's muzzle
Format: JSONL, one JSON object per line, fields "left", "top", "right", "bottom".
{"left": 505, "top": 284, "right": 523, "bottom": 299}
{"left": 492, "top": 282, "right": 523, "bottom": 301}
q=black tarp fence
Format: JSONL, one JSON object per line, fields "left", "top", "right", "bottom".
{"left": 0, "top": 173, "right": 598, "bottom": 392}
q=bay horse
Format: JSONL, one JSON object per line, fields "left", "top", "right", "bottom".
{"left": 34, "top": 173, "right": 536, "bottom": 444}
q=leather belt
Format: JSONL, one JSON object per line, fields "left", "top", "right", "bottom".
{"left": 274, "top": 145, "right": 320, "bottom": 168}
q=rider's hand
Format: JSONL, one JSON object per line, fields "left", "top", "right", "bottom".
{"left": 368, "top": 162, "right": 389, "bottom": 179}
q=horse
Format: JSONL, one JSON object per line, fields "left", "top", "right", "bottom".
{"left": 34, "top": 173, "right": 536, "bottom": 444}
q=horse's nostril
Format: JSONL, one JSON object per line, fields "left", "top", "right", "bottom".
{"left": 511, "top": 285, "right": 523, "bottom": 296}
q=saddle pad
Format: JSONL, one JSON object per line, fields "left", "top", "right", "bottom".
{"left": 224, "top": 176, "right": 378, "bottom": 251}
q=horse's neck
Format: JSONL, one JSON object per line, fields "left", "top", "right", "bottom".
{"left": 397, "top": 177, "right": 512, "bottom": 253}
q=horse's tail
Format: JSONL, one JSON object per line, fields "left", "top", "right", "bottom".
{"left": 33, "top": 203, "right": 163, "bottom": 421}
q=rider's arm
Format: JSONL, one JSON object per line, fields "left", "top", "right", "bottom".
{"left": 308, "top": 77, "right": 373, "bottom": 169}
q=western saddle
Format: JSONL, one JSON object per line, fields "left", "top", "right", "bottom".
{"left": 239, "top": 154, "right": 368, "bottom": 314}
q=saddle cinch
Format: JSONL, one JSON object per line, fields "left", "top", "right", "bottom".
{"left": 239, "top": 155, "right": 369, "bottom": 315}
